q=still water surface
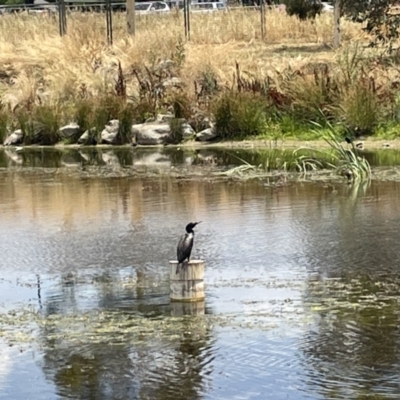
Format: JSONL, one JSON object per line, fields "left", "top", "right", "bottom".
{"left": 1, "top": 148, "right": 400, "bottom": 399}
{"left": 2, "top": 145, "right": 400, "bottom": 170}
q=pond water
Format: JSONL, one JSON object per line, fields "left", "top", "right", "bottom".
{"left": 1, "top": 147, "right": 400, "bottom": 399}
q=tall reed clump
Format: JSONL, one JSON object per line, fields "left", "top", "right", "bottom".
{"left": 164, "top": 92, "right": 194, "bottom": 144}
{"left": 12, "top": 103, "right": 62, "bottom": 146}
{"left": 270, "top": 44, "right": 399, "bottom": 139}
{"left": 167, "top": 118, "right": 185, "bottom": 144}
{"left": 71, "top": 61, "right": 135, "bottom": 145}
{"left": 211, "top": 62, "right": 278, "bottom": 140}
{"left": 334, "top": 44, "right": 385, "bottom": 137}
{"left": 281, "top": 64, "right": 337, "bottom": 125}
{"left": 212, "top": 92, "right": 267, "bottom": 139}
{"left": 338, "top": 82, "right": 380, "bottom": 137}
{"left": 73, "top": 96, "right": 136, "bottom": 145}
{"left": 322, "top": 121, "right": 371, "bottom": 180}
{"left": 0, "top": 106, "right": 10, "bottom": 144}
{"left": 294, "top": 118, "right": 371, "bottom": 180}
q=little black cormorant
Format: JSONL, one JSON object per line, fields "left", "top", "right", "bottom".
{"left": 176, "top": 222, "right": 202, "bottom": 274}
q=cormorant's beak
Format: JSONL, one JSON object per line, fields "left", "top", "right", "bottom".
{"left": 194, "top": 221, "right": 202, "bottom": 227}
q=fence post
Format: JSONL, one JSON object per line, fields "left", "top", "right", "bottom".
{"left": 184, "top": 0, "right": 190, "bottom": 41}
{"left": 126, "top": 0, "right": 135, "bottom": 35}
{"left": 58, "top": 0, "right": 67, "bottom": 36}
{"left": 260, "top": 0, "right": 265, "bottom": 41}
{"left": 106, "top": 0, "right": 113, "bottom": 45}
{"left": 333, "top": 0, "right": 341, "bottom": 48}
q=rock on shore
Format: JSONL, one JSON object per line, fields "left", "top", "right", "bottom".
{"left": 2, "top": 114, "right": 219, "bottom": 146}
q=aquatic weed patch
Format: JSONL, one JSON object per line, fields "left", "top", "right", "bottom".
{"left": 2, "top": 274, "right": 400, "bottom": 351}
{"left": 0, "top": 306, "right": 296, "bottom": 350}
{"left": 0, "top": 306, "right": 40, "bottom": 347}
{"left": 0, "top": 275, "right": 306, "bottom": 350}
{"left": 305, "top": 277, "right": 400, "bottom": 326}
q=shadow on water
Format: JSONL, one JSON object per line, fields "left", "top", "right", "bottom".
{"left": 3, "top": 159, "right": 400, "bottom": 398}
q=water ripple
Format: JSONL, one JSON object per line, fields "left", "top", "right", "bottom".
{"left": 1, "top": 173, "right": 400, "bottom": 399}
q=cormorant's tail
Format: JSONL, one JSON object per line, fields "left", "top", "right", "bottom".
{"left": 176, "top": 263, "right": 182, "bottom": 274}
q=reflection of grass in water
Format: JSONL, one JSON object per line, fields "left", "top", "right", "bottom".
{"left": 217, "top": 149, "right": 333, "bottom": 176}
{"left": 363, "top": 149, "right": 400, "bottom": 167}
{"left": 217, "top": 147, "right": 348, "bottom": 179}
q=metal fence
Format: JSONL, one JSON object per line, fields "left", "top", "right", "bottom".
{"left": 0, "top": 1, "right": 277, "bottom": 45}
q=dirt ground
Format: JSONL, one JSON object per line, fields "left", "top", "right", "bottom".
{"left": 2, "top": 138, "right": 400, "bottom": 151}
{"left": 181, "top": 138, "right": 400, "bottom": 150}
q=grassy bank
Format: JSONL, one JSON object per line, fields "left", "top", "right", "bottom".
{"left": 0, "top": 10, "right": 400, "bottom": 145}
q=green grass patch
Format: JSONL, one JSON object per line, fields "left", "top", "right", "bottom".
{"left": 371, "top": 123, "right": 400, "bottom": 140}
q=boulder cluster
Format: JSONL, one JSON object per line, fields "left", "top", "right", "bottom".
{"left": 3, "top": 114, "right": 219, "bottom": 146}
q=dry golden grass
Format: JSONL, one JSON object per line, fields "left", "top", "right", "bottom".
{"left": 0, "top": 9, "right": 367, "bottom": 110}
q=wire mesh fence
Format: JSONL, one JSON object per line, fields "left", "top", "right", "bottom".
{"left": 0, "top": 1, "right": 280, "bottom": 44}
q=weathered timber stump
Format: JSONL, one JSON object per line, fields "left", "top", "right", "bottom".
{"left": 169, "top": 260, "right": 205, "bottom": 302}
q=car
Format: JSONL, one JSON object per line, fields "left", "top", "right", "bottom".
{"left": 321, "top": 1, "right": 333, "bottom": 12}
{"left": 135, "top": 1, "right": 170, "bottom": 15}
{"left": 28, "top": 5, "right": 58, "bottom": 14}
{"left": 187, "top": 2, "right": 225, "bottom": 13}
{"left": 0, "top": 5, "right": 26, "bottom": 13}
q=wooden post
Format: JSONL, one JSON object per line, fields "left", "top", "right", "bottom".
{"left": 260, "top": 0, "right": 265, "bottom": 41}
{"left": 58, "top": 0, "right": 67, "bottom": 36}
{"left": 333, "top": 0, "right": 341, "bottom": 48}
{"left": 169, "top": 260, "right": 204, "bottom": 302}
{"left": 105, "top": 0, "right": 113, "bottom": 45}
{"left": 183, "top": 0, "right": 190, "bottom": 41}
{"left": 126, "top": 0, "right": 135, "bottom": 35}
